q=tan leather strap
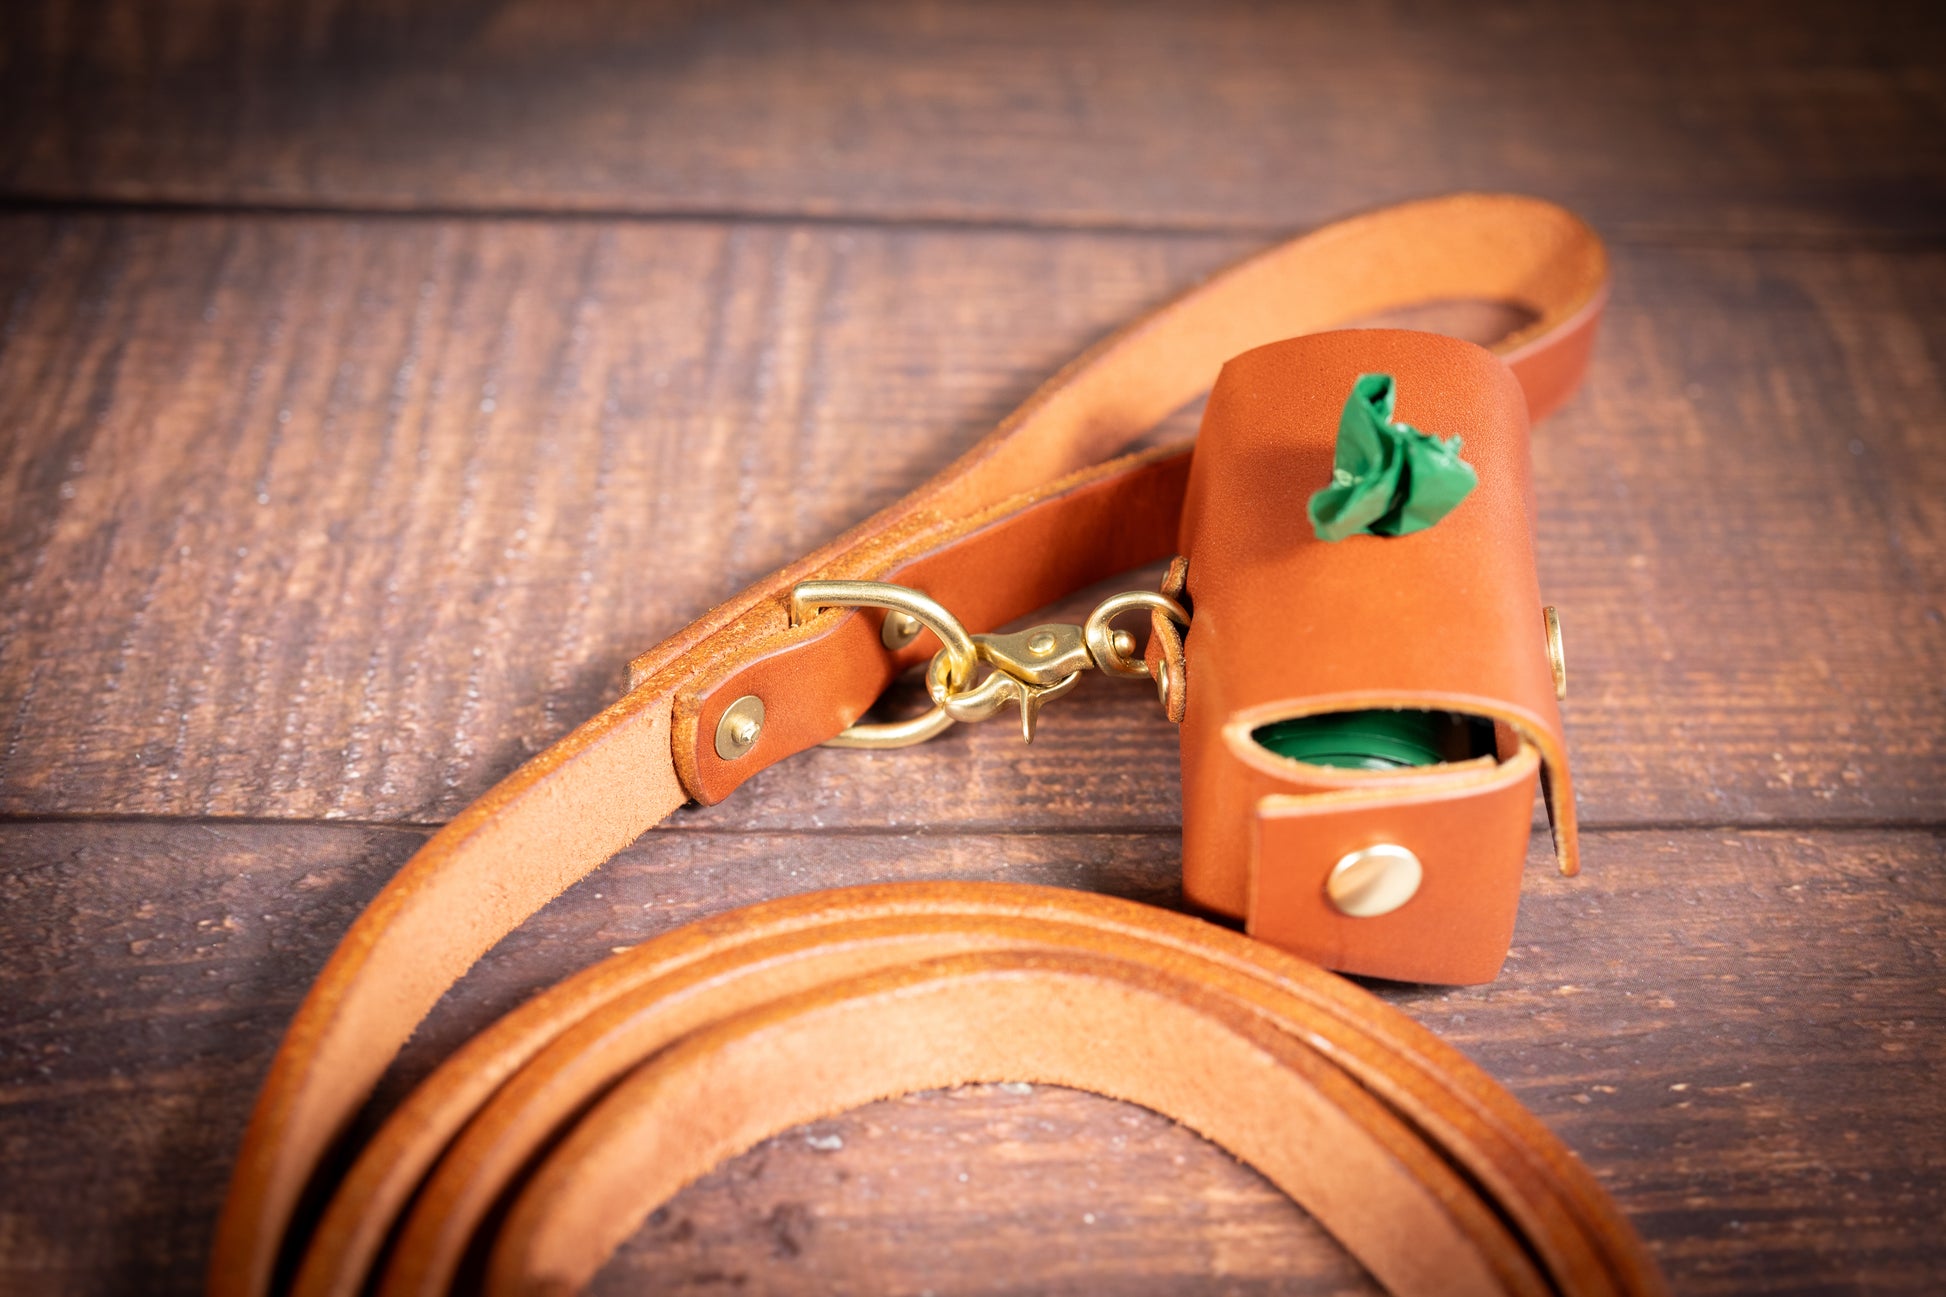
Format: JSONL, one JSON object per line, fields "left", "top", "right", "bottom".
{"left": 211, "top": 193, "right": 1612, "bottom": 1297}
{"left": 288, "top": 884, "right": 1663, "bottom": 1297}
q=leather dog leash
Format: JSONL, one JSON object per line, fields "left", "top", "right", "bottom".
{"left": 210, "top": 194, "right": 1636, "bottom": 1296}
{"left": 303, "top": 884, "right": 1664, "bottom": 1297}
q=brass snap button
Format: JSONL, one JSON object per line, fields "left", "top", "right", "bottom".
{"left": 1325, "top": 844, "right": 1423, "bottom": 917}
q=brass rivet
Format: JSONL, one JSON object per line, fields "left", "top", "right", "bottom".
{"left": 1154, "top": 654, "right": 1173, "bottom": 706}
{"left": 714, "top": 695, "right": 766, "bottom": 761}
{"left": 1324, "top": 844, "right": 1423, "bottom": 918}
{"left": 1026, "top": 630, "right": 1057, "bottom": 656}
{"left": 881, "top": 611, "right": 922, "bottom": 651}
{"left": 1543, "top": 606, "right": 1566, "bottom": 700}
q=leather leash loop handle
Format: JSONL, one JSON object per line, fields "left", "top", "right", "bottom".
{"left": 212, "top": 194, "right": 1614, "bottom": 1297}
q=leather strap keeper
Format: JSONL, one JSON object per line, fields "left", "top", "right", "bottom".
{"left": 1177, "top": 329, "right": 1576, "bottom": 984}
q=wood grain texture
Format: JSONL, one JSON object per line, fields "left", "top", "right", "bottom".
{"left": 2, "top": 0, "right": 1942, "bottom": 241}
{"left": 2, "top": 821, "right": 1939, "bottom": 1294}
{"left": 2, "top": 2, "right": 1941, "bottom": 1290}
{"left": 2, "top": 213, "right": 1941, "bottom": 828}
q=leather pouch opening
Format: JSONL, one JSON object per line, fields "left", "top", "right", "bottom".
{"left": 1252, "top": 707, "right": 1497, "bottom": 771}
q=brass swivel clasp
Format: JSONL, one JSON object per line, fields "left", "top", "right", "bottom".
{"left": 789, "top": 580, "right": 1189, "bottom": 748}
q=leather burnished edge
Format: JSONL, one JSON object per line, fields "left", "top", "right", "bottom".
{"left": 496, "top": 951, "right": 1530, "bottom": 1297}
{"left": 291, "top": 884, "right": 1667, "bottom": 1297}
{"left": 211, "top": 194, "right": 1611, "bottom": 1297}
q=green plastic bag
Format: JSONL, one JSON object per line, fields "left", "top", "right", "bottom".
{"left": 1307, "top": 373, "right": 1477, "bottom": 541}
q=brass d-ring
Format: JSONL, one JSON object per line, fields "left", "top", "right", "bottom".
{"left": 789, "top": 581, "right": 978, "bottom": 749}
{"left": 1083, "top": 590, "right": 1190, "bottom": 680}
{"left": 821, "top": 706, "right": 957, "bottom": 750}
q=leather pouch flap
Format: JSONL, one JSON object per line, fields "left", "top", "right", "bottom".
{"left": 1250, "top": 741, "right": 1543, "bottom": 985}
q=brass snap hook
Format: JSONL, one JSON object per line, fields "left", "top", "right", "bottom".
{"left": 788, "top": 579, "right": 1190, "bottom": 750}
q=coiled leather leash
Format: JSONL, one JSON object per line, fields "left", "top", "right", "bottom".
{"left": 301, "top": 885, "right": 1662, "bottom": 1297}
{"left": 210, "top": 194, "right": 1651, "bottom": 1295}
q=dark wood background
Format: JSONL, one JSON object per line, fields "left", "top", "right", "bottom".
{"left": 2, "top": 1, "right": 1942, "bottom": 1292}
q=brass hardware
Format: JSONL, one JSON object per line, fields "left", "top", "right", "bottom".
{"left": 821, "top": 706, "right": 955, "bottom": 750}
{"left": 789, "top": 581, "right": 978, "bottom": 750}
{"left": 1084, "top": 590, "right": 1188, "bottom": 679}
{"left": 976, "top": 623, "right": 1092, "bottom": 686}
{"left": 787, "top": 580, "right": 1191, "bottom": 749}
{"left": 1543, "top": 605, "right": 1566, "bottom": 700}
{"left": 1154, "top": 653, "right": 1173, "bottom": 707}
{"left": 925, "top": 644, "right": 1084, "bottom": 743}
{"left": 791, "top": 581, "right": 978, "bottom": 684}
{"left": 1325, "top": 844, "right": 1424, "bottom": 918}
{"left": 714, "top": 695, "right": 766, "bottom": 761}
{"left": 881, "top": 610, "right": 922, "bottom": 650}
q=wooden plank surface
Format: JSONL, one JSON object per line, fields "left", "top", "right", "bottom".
{"left": 2, "top": 1, "right": 1942, "bottom": 241}
{"left": 1, "top": 0, "right": 1941, "bottom": 1292}
{"left": 1, "top": 214, "right": 1941, "bottom": 828}
{"left": 1, "top": 821, "right": 1939, "bottom": 1294}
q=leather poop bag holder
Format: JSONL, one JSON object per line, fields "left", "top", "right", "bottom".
{"left": 211, "top": 195, "right": 1667, "bottom": 1297}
